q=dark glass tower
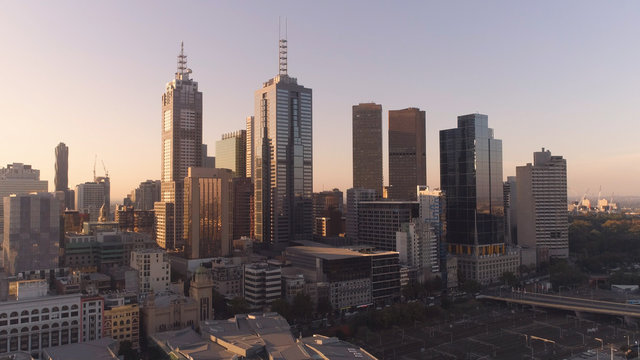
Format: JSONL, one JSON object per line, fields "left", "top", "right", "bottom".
{"left": 388, "top": 108, "right": 426, "bottom": 201}
{"left": 352, "top": 103, "right": 383, "bottom": 196}
{"left": 439, "top": 114, "right": 505, "bottom": 255}
{"left": 55, "top": 142, "right": 68, "bottom": 191}
{"left": 254, "top": 39, "right": 313, "bottom": 248}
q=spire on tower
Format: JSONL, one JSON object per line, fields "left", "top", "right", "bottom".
{"left": 279, "top": 18, "right": 288, "bottom": 76}
{"left": 176, "top": 41, "right": 191, "bottom": 80}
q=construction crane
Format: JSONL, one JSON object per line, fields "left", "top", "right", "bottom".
{"left": 101, "top": 160, "right": 109, "bottom": 178}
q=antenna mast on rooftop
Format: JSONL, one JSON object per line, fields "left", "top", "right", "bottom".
{"left": 279, "top": 18, "right": 288, "bottom": 76}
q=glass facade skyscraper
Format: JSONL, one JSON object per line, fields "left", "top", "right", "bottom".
{"left": 352, "top": 103, "right": 383, "bottom": 196}
{"left": 215, "top": 130, "right": 246, "bottom": 178}
{"left": 254, "top": 72, "right": 312, "bottom": 248}
{"left": 440, "top": 114, "right": 505, "bottom": 256}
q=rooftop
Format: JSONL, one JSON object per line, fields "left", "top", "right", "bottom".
{"left": 42, "top": 338, "right": 118, "bottom": 360}
{"left": 300, "top": 335, "right": 377, "bottom": 360}
{"left": 286, "top": 246, "right": 398, "bottom": 261}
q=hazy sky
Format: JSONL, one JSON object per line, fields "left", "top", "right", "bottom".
{"left": 1, "top": 1, "right": 639, "bottom": 201}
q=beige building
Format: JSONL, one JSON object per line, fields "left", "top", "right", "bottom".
{"left": 456, "top": 248, "right": 520, "bottom": 286}
{"left": 141, "top": 291, "right": 198, "bottom": 336}
{"left": 183, "top": 167, "right": 233, "bottom": 259}
{"left": 130, "top": 249, "right": 170, "bottom": 294}
{"left": 103, "top": 295, "right": 139, "bottom": 349}
{"left": 188, "top": 266, "right": 213, "bottom": 322}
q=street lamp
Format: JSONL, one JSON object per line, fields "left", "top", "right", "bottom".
{"left": 595, "top": 337, "right": 604, "bottom": 350}
{"left": 635, "top": 340, "right": 639, "bottom": 360}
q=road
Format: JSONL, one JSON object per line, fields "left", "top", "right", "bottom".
{"left": 479, "top": 290, "right": 640, "bottom": 317}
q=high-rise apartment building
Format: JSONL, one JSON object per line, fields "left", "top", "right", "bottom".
{"left": 183, "top": 167, "right": 233, "bottom": 259}
{"left": 352, "top": 103, "right": 383, "bottom": 196}
{"left": 440, "top": 114, "right": 519, "bottom": 284}
{"left": 516, "top": 148, "right": 568, "bottom": 265}
{"left": 75, "top": 177, "right": 110, "bottom": 221}
{"left": 215, "top": 130, "right": 247, "bottom": 178}
{"left": 243, "top": 262, "right": 282, "bottom": 310}
{"left": 345, "top": 188, "right": 377, "bottom": 241}
{"left": 159, "top": 43, "right": 203, "bottom": 250}
{"left": 388, "top": 108, "right": 426, "bottom": 201}
{"left": 254, "top": 39, "right": 313, "bottom": 248}
{"left": 55, "top": 142, "right": 69, "bottom": 191}
{"left": 3, "top": 193, "right": 60, "bottom": 275}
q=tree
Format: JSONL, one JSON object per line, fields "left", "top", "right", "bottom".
{"left": 212, "top": 290, "right": 228, "bottom": 319}
{"left": 270, "top": 298, "right": 292, "bottom": 321}
{"left": 118, "top": 340, "right": 138, "bottom": 360}
{"left": 316, "top": 297, "right": 332, "bottom": 315}
{"left": 461, "top": 280, "right": 482, "bottom": 294}
{"left": 228, "top": 297, "right": 250, "bottom": 316}
{"left": 291, "top": 293, "right": 314, "bottom": 321}
{"left": 500, "top": 271, "right": 519, "bottom": 287}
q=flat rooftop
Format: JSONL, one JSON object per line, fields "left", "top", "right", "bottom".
{"left": 286, "top": 246, "right": 397, "bottom": 260}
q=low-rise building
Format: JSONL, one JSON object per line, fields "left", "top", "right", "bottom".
{"left": 210, "top": 258, "right": 243, "bottom": 300}
{"left": 42, "top": 337, "right": 118, "bottom": 360}
{"left": 140, "top": 291, "right": 198, "bottom": 336}
{"left": 102, "top": 293, "right": 139, "bottom": 349}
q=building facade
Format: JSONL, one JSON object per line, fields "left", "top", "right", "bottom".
{"left": 357, "top": 201, "right": 419, "bottom": 251}
{"left": 54, "top": 143, "right": 68, "bottom": 192}
{"left": 388, "top": 108, "right": 426, "bottom": 201}
{"left": 345, "top": 188, "right": 377, "bottom": 242}
{"left": 183, "top": 168, "right": 233, "bottom": 259}
{"left": 75, "top": 178, "right": 110, "bottom": 222}
{"left": 215, "top": 130, "right": 246, "bottom": 178}
{"left": 103, "top": 294, "right": 139, "bottom": 349}
{"left": 243, "top": 263, "right": 281, "bottom": 309}
{"left": 159, "top": 43, "right": 203, "bottom": 250}
{"left": 253, "top": 42, "right": 313, "bottom": 248}
{"left": 352, "top": 103, "right": 383, "bottom": 196}
{"left": 516, "top": 148, "right": 568, "bottom": 265}
{"left": 130, "top": 249, "right": 170, "bottom": 294}
{"left": 3, "top": 193, "right": 60, "bottom": 275}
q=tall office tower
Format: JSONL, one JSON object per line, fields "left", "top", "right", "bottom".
{"left": 345, "top": 188, "right": 377, "bottom": 241}
{"left": 154, "top": 202, "right": 174, "bottom": 249}
{"left": 132, "top": 180, "right": 161, "bottom": 211}
{"left": 3, "top": 193, "right": 60, "bottom": 275}
{"left": 75, "top": 177, "right": 110, "bottom": 221}
{"left": 504, "top": 176, "right": 518, "bottom": 245}
{"left": 201, "top": 144, "right": 216, "bottom": 168}
{"left": 184, "top": 168, "right": 233, "bottom": 259}
{"left": 233, "top": 177, "right": 253, "bottom": 240}
{"left": 352, "top": 103, "right": 383, "bottom": 196}
{"left": 312, "top": 189, "right": 344, "bottom": 237}
{"left": 440, "top": 114, "right": 519, "bottom": 284}
{"left": 54, "top": 142, "right": 69, "bottom": 191}
{"left": 388, "top": 108, "right": 426, "bottom": 201}
{"left": 246, "top": 116, "right": 255, "bottom": 180}
{"left": 215, "top": 130, "right": 247, "bottom": 177}
{"left": 159, "top": 43, "right": 203, "bottom": 250}
{"left": 516, "top": 148, "right": 568, "bottom": 265}
{"left": 253, "top": 38, "right": 313, "bottom": 248}
{"left": 0, "top": 163, "right": 48, "bottom": 253}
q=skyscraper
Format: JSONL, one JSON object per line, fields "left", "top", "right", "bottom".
{"left": 440, "top": 114, "right": 519, "bottom": 284}
{"left": 388, "top": 108, "right": 426, "bottom": 201}
{"left": 352, "top": 103, "right": 383, "bottom": 196}
{"left": 516, "top": 148, "right": 568, "bottom": 265}
{"left": 3, "top": 193, "right": 60, "bottom": 275}
{"left": 215, "top": 130, "right": 246, "bottom": 178}
{"left": 75, "top": 177, "right": 110, "bottom": 221}
{"left": 254, "top": 38, "right": 313, "bottom": 248}
{"left": 246, "top": 116, "right": 255, "bottom": 181}
{"left": 345, "top": 188, "right": 377, "bottom": 241}
{"left": 157, "top": 43, "right": 203, "bottom": 250}
{"left": 184, "top": 167, "right": 233, "bottom": 259}
{"left": 54, "top": 142, "right": 68, "bottom": 191}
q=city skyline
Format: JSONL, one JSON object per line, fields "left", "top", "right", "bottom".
{"left": 1, "top": 2, "right": 639, "bottom": 200}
